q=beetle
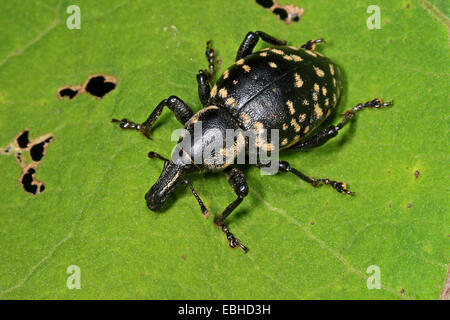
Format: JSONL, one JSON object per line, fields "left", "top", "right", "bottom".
{"left": 112, "top": 31, "right": 392, "bottom": 252}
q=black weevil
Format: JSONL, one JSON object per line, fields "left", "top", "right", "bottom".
{"left": 113, "top": 31, "right": 392, "bottom": 252}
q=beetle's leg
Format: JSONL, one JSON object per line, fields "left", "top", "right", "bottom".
{"left": 214, "top": 167, "right": 249, "bottom": 252}
{"left": 175, "top": 180, "right": 210, "bottom": 219}
{"left": 147, "top": 151, "right": 169, "bottom": 162}
{"left": 300, "top": 38, "right": 325, "bottom": 51}
{"left": 235, "top": 31, "right": 287, "bottom": 61}
{"left": 205, "top": 40, "right": 216, "bottom": 82}
{"left": 289, "top": 98, "right": 393, "bottom": 150}
{"left": 197, "top": 69, "right": 210, "bottom": 107}
{"left": 112, "top": 96, "right": 194, "bottom": 139}
{"left": 196, "top": 41, "right": 218, "bottom": 106}
{"left": 258, "top": 160, "right": 353, "bottom": 195}
{"left": 147, "top": 151, "right": 170, "bottom": 170}
{"left": 147, "top": 151, "right": 209, "bottom": 218}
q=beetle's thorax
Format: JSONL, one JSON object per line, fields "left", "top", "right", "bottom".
{"left": 171, "top": 105, "right": 244, "bottom": 171}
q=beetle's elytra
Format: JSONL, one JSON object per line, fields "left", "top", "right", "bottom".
{"left": 113, "top": 31, "right": 392, "bottom": 252}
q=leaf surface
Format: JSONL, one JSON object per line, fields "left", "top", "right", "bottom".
{"left": 0, "top": 0, "right": 448, "bottom": 299}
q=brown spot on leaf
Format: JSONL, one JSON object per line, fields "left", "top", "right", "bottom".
{"left": 414, "top": 170, "right": 420, "bottom": 178}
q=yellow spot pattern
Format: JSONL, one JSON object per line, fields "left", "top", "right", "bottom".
{"left": 241, "top": 112, "right": 251, "bottom": 124}
{"left": 314, "top": 66, "right": 325, "bottom": 77}
{"left": 225, "top": 97, "right": 236, "bottom": 107}
{"left": 314, "top": 83, "right": 320, "bottom": 92}
{"left": 219, "top": 88, "right": 228, "bottom": 98}
{"left": 298, "top": 114, "right": 306, "bottom": 122}
{"left": 242, "top": 65, "right": 251, "bottom": 72}
{"left": 291, "top": 118, "right": 301, "bottom": 132}
{"left": 294, "top": 73, "right": 303, "bottom": 87}
{"left": 286, "top": 100, "right": 295, "bottom": 115}
{"left": 314, "top": 103, "right": 323, "bottom": 119}
{"left": 305, "top": 50, "right": 317, "bottom": 57}
{"left": 291, "top": 55, "right": 303, "bottom": 62}
{"left": 271, "top": 48, "right": 285, "bottom": 55}
{"left": 210, "top": 85, "right": 217, "bottom": 97}
{"left": 329, "top": 64, "right": 335, "bottom": 76}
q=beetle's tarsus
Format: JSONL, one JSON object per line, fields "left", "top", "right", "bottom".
{"left": 313, "top": 178, "right": 354, "bottom": 195}
{"left": 147, "top": 151, "right": 168, "bottom": 162}
{"left": 112, "top": 118, "right": 140, "bottom": 130}
{"left": 220, "top": 224, "right": 248, "bottom": 253}
{"left": 205, "top": 41, "right": 216, "bottom": 83}
{"left": 112, "top": 118, "right": 153, "bottom": 139}
{"left": 301, "top": 38, "right": 325, "bottom": 51}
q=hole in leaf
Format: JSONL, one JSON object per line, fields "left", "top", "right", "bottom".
{"left": 29, "top": 136, "right": 54, "bottom": 162}
{"left": 20, "top": 165, "right": 45, "bottom": 195}
{"left": 256, "top": 0, "right": 274, "bottom": 8}
{"left": 256, "top": 1, "right": 304, "bottom": 24}
{"left": 57, "top": 86, "right": 82, "bottom": 100}
{"left": 273, "top": 8, "right": 288, "bottom": 20}
{"left": 1, "top": 130, "right": 54, "bottom": 195}
{"left": 57, "top": 74, "right": 117, "bottom": 100}
{"left": 84, "top": 74, "right": 117, "bottom": 99}
{"left": 16, "top": 130, "right": 30, "bottom": 149}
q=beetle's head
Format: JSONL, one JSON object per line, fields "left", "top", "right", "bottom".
{"left": 146, "top": 106, "right": 245, "bottom": 211}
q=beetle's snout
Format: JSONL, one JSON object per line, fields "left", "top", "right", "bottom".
{"left": 145, "top": 161, "right": 182, "bottom": 211}
{"left": 145, "top": 188, "right": 164, "bottom": 211}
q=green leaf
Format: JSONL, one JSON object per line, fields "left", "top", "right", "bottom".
{"left": 0, "top": 0, "right": 448, "bottom": 299}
